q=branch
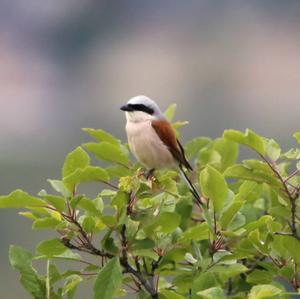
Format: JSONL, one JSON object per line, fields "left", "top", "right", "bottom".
{"left": 62, "top": 223, "right": 159, "bottom": 298}
{"left": 259, "top": 154, "right": 299, "bottom": 239}
{"left": 259, "top": 154, "right": 292, "bottom": 198}
{"left": 120, "top": 225, "right": 159, "bottom": 298}
{"left": 284, "top": 168, "right": 300, "bottom": 183}
{"left": 99, "top": 180, "right": 119, "bottom": 190}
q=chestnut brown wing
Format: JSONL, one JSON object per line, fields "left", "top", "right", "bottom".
{"left": 151, "top": 120, "right": 193, "bottom": 171}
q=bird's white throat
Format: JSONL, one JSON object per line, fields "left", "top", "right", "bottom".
{"left": 125, "top": 111, "right": 155, "bottom": 123}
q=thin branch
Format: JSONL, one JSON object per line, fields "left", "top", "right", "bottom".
{"left": 259, "top": 154, "right": 292, "bottom": 198}
{"left": 284, "top": 168, "right": 300, "bottom": 183}
{"left": 99, "top": 180, "right": 119, "bottom": 190}
{"left": 120, "top": 225, "right": 159, "bottom": 298}
{"left": 259, "top": 154, "right": 299, "bottom": 240}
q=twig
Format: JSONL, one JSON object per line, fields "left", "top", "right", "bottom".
{"left": 259, "top": 154, "right": 292, "bottom": 198}
{"left": 120, "top": 225, "right": 159, "bottom": 298}
{"left": 99, "top": 180, "right": 119, "bottom": 190}
{"left": 284, "top": 169, "right": 300, "bottom": 183}
{"left": 259, "top": 154, "right": 299, "bottom": 239}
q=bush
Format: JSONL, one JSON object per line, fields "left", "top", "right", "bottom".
{"left": 1, "top": 105, "right": 300, "bottom": 298}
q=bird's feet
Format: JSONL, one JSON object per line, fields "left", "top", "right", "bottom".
{"left": 145, "top": 168, "right": 155, "bottom": 181}
{"left": 138, "top": 168, "right": 156, "bottom": 181}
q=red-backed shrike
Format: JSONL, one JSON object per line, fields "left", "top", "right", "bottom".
{"left": 120, "top": 95, "right": 200, "bottom": 202}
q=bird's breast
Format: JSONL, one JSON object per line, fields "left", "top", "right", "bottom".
{"left": 125, "top": 121, "right": 175, "bottom": 169}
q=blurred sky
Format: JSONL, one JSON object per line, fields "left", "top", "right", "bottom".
{"left": 1, "top": 1, "right": 300, "bottom": 298}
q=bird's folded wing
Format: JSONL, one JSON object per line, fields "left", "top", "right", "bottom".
{"left": 151, "top": 120, "right": 193, "bottom": 171}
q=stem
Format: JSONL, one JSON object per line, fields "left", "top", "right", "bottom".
{"left": 259, "top": 154, "right": 299, "bottom": 239}
{"left": 293, "top": 262, "right": 299, "bottom": 289}
{"left": 54, "top": 186, "right": 162, "bottom": 297}
{"left": 99, "top": 180, "right": 119, "bottom": 190}
{"left": 259, "top": 154, "right": 292, "bottom": 198}
{"left": 227, "top": 278, "right": 233, "bottom": 296}
{"left": 46, "top": 259, "right": 51, "bottom": 299}
{"left": 284, "top": 168, "right": 300, "bottom": 183}
{"left": 213, "top": 211, "right": 217, "bottom": 235}
{"left": 120, "top": 225, "right": 159, "bottom": 297}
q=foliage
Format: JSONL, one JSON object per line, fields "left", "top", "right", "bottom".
{"left": 2, "top": 105, "right": 300, "bottom": 299}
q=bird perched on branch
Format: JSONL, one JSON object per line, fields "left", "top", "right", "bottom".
{"left": 120, "top": 95, "right": 201, "bottom": 204}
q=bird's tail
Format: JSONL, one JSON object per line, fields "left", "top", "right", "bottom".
{"left": 178, "top": 165, "right": 202, "bottom": 206}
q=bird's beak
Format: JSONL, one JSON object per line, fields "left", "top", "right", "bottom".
{"left": 120, "top": 104, "right": 133, "bottom": 112}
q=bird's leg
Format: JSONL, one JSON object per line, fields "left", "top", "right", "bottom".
{"left": 145, "top": 169, "right": 158, "bottom": 193}
{"left": 145, "top": 168, "right": 155, "bottom": 181}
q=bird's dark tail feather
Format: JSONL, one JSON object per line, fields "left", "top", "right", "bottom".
{"left": 179, "top": 165, "right": 202, "bottom": 206}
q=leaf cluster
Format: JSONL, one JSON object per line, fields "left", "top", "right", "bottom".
{"left": 2, "top": 106, "right": 300, "bottom": 299}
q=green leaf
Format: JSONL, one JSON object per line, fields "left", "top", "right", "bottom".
{"left": 245, "top": 216, "right": 274, "bottom": 233}
{"left": 63, "top": 166, "right": 110, "bottom": 190}
{"left": 220, "top": 181, "right": 259, "bottom": 229}
{"left": 83, "top": 128, "right": 120, "bottom": 145}
{"left": 224, "top": 165, "right": 281, "bottom": 187}
{"left": 32, "top": 217, "right": 60, "bottom": 230}
{"left": 111, "top": 191, "right": 128, "bottom": 211}
{"left": 281, "top": 235, "right": 300, "bottom": 262}
{"left": 164, "top": 103, "right": 177, "bottom": 121}
{"left": 199, "top": 165, "right": 228, "bottom": 213}
{"left": 248, "top": 284, "right": 282, "bottom": 299}
{"left": 197, "top": 287, "right": 225, "bottom": 299}
{"left": 179, "top": 222, "right": 209, "bottom": 243}
{"left": 48, "top": 263, "right": 61, "bottom": 284}
{"left": 132, "top": 249, "right": 159, "bottom": 260}
{"left": 293, "top": 132, "right": 300, "bottom": 143}
{"left": 0, "top": 190, "right": 45, "bottom": 208}
{"left": 145, "top": 212, "right": 181, "bottom": 234}
{"left": 93, "top": 257, "right": 122, "bottom": 299}
{"left": 213, "top": 138, "right": 239, "bottom": 172}
{"left": 220, "top": 200, "right": 244, "bottom": 229}
{"left": 77, "top": 197, "right": 102, "bottom": 217}
{"left": 237, "top": 181, "right": 261, "bottom": 201}
{"left": 175, "top": 200, "right": 193, "bottom": 230}
{"left": 101, "top": 215, "right": 117, "bottom": 227}
{"left": 173, "top": 120, "right": 189, "bottom": 131}
{"left": 84, "top": 142, "right": 129, "bottom": 166}
{"left": 185, "top": 137, "right": 211, "bottom": 159}
{"left": 131, "top": 238, "right": 156, "bottom": 251}
{"left": 48, "top": 180, "right": 71, "bottom": 198}
{"left": 223, "top": 129, "right": 265, "bottom": 155}
{"left": 62, "top": 274, "right": 82, "bottom": 299}
{"left": 209, "top": 263, "right": 248, "bottom": 279}
{"left": 191, "top": 272, "right": 218, "bottom": 297}
{"left": 265, "top": 139, "right": 281, "bottom": 161}
{"left": 81, "top": 216, "right": 96, "bottom": 233}
{"left": 198, "top": 148, "right": 221, "bottom": 168}
{"left": 41, "top": 250, "right": 82, "bottom": 262}
{"left": 282, "top": 148, "right": 300, "bottom": 159}
{"left": 19, "top": 211, "right": 37, "bottom": 220}
{"left": 246, "top": 270, "right": 273, "bottom": 285}
{"left": 9, "top": 245, "right": 46, "bottom": 299}
{"left": 10, "top": 245, "right": 34, "bottom": 270}
{"left": 160, "top": 289, "right": 185, "bottom": 299}
{"left": 248, "top": 230, "right": 269, "bottom": 255}
{"left": 43, "top": 195, "right": 65, "bottom": 212}
{"left": 62, "top": 147, "right": 90, "bottom": 179}
{"left": 106, "top": 165, "right": 132, "bottom": 178}
{"left": 37, "top": 239, "right": 67, "bottom": 257}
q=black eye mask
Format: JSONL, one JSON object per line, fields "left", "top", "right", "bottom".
{"left": 121, "top": 103, "right": 154, "bottom": 115}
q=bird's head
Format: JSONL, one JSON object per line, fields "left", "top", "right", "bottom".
{"left": 120, "top": 95, "right": 164, "bottom": 123}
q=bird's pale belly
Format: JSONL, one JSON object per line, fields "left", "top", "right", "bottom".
{"left": 126, "top": 121, "right": 175, "bottom": 169}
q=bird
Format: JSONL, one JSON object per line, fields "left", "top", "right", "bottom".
{"left": 120, "top": 95, "right": 201, "bottom": 204}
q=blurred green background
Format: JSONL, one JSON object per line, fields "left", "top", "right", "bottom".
{"left": 1, "top": 1, "right": 300, "bottom": 298}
